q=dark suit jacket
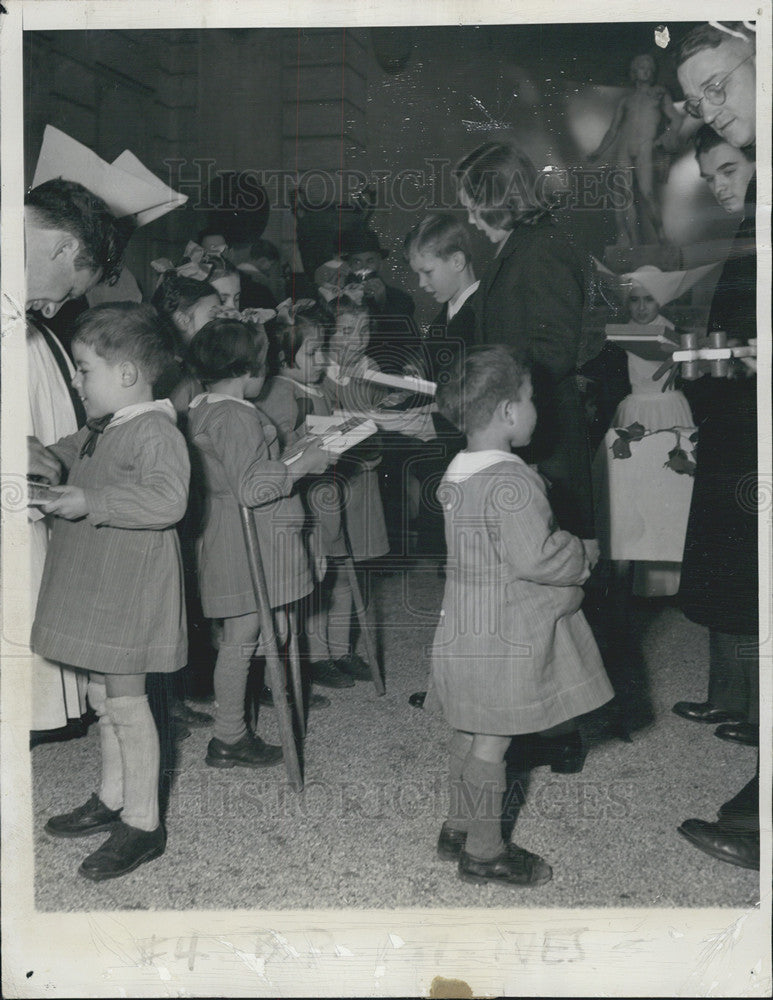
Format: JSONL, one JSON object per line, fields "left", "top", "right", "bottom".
{"left": 679, "top": 174, "right": 757, "bottom": 633}
{"left": 475, "top": 212, "right": 594, "bottom": 537}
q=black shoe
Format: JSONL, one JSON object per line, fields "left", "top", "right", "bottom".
{"left": 79, "top": 822, "right": 166, "bottom": 881}
{"left": 458, "top": 843, "right": 553, "bottom": 887}
{"left": 172, "top": 700, "right": 214, "bottom": 728}
{"left": 45, "top": 793, "right": 122, "bottom": 839}
{"left": 519, "top": 731, "right": 586, "bottom": 774}
{"left": 437, "top": 822, "right": 467, "bottom": 861}
{"left": 678, "top": 819, "right": 760, "bottom": 871}
{"left": 672, "top": 701, "right": 744, "bottom": 725}
{"left": 714, "top": 722, "right": 758, "bottom": 747}
{"left": 409, "top": 691, "right": 427, "bottom": 709}
{"left": 205, "top": 732, "right": 283, "bottom": 769}
{"left": 334, "top": 652, "right": 372, "bottom": 681}
{"left": 30, "top": 718, "right": 89, "bottom": 749}
{"left": 311, "top": 659, "right": 355, "bottom": 689}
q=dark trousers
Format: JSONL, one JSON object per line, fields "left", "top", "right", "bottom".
{"left": 707, "top": 629, "right": 759, "bottom": 723}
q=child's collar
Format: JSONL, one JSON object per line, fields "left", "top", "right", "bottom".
{"left": 189, "top": 392, "right": 256, "bottom": 410}
{"left": 108, "top": 399, "right": 176, "bottom": 428}
{"left": 444, "top": 449, "right": 525, "bottom": 483}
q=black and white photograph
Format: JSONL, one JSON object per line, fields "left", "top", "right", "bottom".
{"left": 1, "top": 0, "right": 771, "bottom": 995}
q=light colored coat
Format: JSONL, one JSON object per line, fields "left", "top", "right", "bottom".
{"left": 431, "top": 451, "right": 613, "bottom": 735}
{"left": 32, "top": 402, "right": 189, "bottom": 675}
{"left": 188, "top": 394, "right": 312, "bottom": 616}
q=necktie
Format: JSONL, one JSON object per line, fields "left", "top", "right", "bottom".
{"left": 79, "top": 414, "right": 114, "bottom": 459}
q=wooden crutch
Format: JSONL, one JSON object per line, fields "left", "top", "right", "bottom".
{"left": 342, "top": 529, "right": 385, "bottom": 696}
{"left": 286, "top": 606, "right": 306, "bottom": 738}
{"left": 239, "top": 506, "right": 303, "bottom": 791}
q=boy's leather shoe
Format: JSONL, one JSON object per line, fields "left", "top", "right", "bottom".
{"left": 79, "top": 822, "right": 166, "bottom": 881}
{"left": 672, "top": 701, "right": 743, "bottom": 724}
{"left": 45, "top": 793, "right": 122, "bottom": 838}
{"left": 437, "top": 822, "right": 467, "bottom": 861}
{"left": 172, "top": 701, "right": 214, "bottom": 727}
{"left": 311, "top": 659, "right": 355, "bottom": 689}
{"left": 513, "top": 731, "right": 586, "bottom": 774}
{"left": 205, "top": 732, "right": 283, "bottom": 769}
{"left": 458, "top": 843, "right": 553, "bottom": 887}
{"left": 334, "top": 652, "right": 372, "bottom": 681}
{"left": 409, "top": 691, "right": 427, "bottom": 709}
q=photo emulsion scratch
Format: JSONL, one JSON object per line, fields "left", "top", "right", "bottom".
{"left": 0, "top": 1, "right": 770, "bottom": 996}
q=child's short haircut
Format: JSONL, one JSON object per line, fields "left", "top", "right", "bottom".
{"left": 72, "top": 303, "right": 175, "bottom": 385}
{"left": 403, "top": 212, "right": 472, "bottom": 262}
{"left": 268, "top": 300, "right": 328, "bottom": 373}
{"left": 151, "top": 271, "right": 219, "bottom": 317}
{"left": 437, "top": 345, "right": 530, "bottom": 434}
{"left": 187, "top": 318, "right": 267, "bottom": 385}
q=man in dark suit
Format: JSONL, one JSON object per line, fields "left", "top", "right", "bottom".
{"left": 673, "top": 20, "right": 760, "bottom": 872}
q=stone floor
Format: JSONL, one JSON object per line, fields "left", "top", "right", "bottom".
{"left": 32, "top": 562, "right": 760, "bottom": 911}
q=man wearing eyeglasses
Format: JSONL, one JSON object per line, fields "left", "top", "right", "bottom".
{"left": 671, "top": 22, "right": 760, "bottom": 873}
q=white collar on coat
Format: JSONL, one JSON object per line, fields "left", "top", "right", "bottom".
{"left": 108, "top": 398, "right": 176, "bottom": 429}
{"left": 189, "top": 392, "right": 256, "bottom": 410}
{"left": 446, "top": 280, "right": 480, "bottom": 321}
{"left": 444, "top": 449, "right": 525, "bottom": 483}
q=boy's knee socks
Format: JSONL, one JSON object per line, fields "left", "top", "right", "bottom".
{"left": 213, "top": 643, "right": 251, "bottom": 745}
{"left": 106, "top": 694, "right": 160, "bottom": 832}
{"left": 461, "top": 755, "right": 507, "bottom": 860}
{"left": 88, "top": 679, "right": 123, "bottom": 811}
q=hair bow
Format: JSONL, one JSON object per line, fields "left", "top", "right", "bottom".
{"left": 213, "top": 306, "right": 277, "bottom": 327}
{"left": 274, "top": 298, "right": 318, "bottom": 325}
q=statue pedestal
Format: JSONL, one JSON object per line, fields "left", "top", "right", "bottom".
{"left": 603, "top": 243, "right": 682, "bottom": 272}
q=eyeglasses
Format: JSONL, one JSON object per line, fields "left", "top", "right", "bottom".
{"left": 683, "top": 53, "right": 754, "bottom": 119}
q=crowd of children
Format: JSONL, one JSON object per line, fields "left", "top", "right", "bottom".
{"left": 28, "top": 132, "right": 742, "bottom": 889}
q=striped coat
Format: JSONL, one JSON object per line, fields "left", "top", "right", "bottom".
{"left": 431, "top": 451, "right": 613, "bottom": 735}
{"left": 188, "top": 394, "right": 312, "bottom": 616}
{"left": 31, "top": 403, "right": 189, "bottom": 675}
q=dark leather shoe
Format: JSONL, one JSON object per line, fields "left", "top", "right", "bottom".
{"left": 30, "top": 718, "right": 89, "bottom": 749}
{"left": 79, "top": 822, "right": 166, "bottom": 881}
{"left": 672, "top": 701, "right": 743, "bottom": 724}
{"left": 714, "top": 722, "right": 758, "bottom": 747}
{"left": 517, "top": 731, "right": 586, "bottom": 774}
{"left": 437, "top": 822, "right": 467, "bottom": 861}
{"left": 311, "top": 659, "right": 355, "bottom": 689}
{"left": 334, "top": 652, "right": 372, "bottom": 681}
{"left": 205, "top": 732, "right": 283, "bottom": 769}
{"left": 458, "top": 843, "right": 553, "bottom": 887}
{"left": 409, "top": 691, "right": 427, "bottom": 709}
{"left": 172, "top": 700, "right": 214, "bottom": 727}
{"left": 678, "top": 819, "right": 759, "bottom": 870}
{"left": 45, "top": 794, "right": 122, "bottom": 838}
